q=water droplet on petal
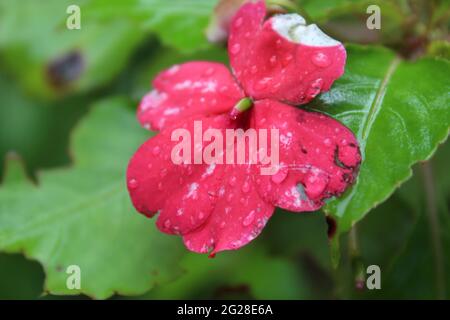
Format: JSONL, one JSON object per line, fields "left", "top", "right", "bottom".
{"left": 164, "top": 219, "right": 171, "bottom": 228}
{"left": 230, "top": 43, "right": 241, "bottom": 55}
{"left": 304, "top": 171, "right": 328, "bottom": 199}
{"left": 241, "top": 181, "right": 251, "bottom": 193}
{"left": 198, "top": 212, "right": 205, "bottom": 220}
{"left": 234, "top": 17, "right": 243, "bottom": 28}
{"left": 250, "top": 65, "right": 258, "bottom": 74}
{"left": 229, "top": 176, "right": 237, "bottom": 187}
{"left": 282, "top": 54, "right": 293, "bottom": 66}
{"left": 271, "top": 165, "right": 288, "bottom": 184}
{"left": 243, "top": 210, "right": 255, "bottom": 227}
{"left": 160, "top": 168, "right": 168, "bottom": 177}
{"left": 312, "top": 52, "right": 331, "bottom": 68}
{"left": 269, "top": 55, "right": 277, "bottom": 66}
{"left": 152, "top": 146, "right": 161, "bottom": 155}
{"left": 204, "top": 67, "right": 215, "bottom": 76}
{"left": 128, "top": 178, "right": 138, "bottom": 190}
{"left": 306, "top": 78, "right": 324, "bottom": 99}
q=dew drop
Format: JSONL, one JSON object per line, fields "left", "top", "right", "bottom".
{"left": 234, "top": 17, "right": 243, "bottom": 28}
{"left": 304, "top": 174, "right": 328, "bottom": 199}
{"left": 164, "top": 219, "right": 171, "bottom": 229}
{"left": 271, "top": 166, "right": 288, "bottom": 184}
{"left": 204, "top": 67, "right": 215, "bottom": 76}
{"left": 198, "top": 211, "right": 205, "bottom": 220}
{"left": 230, "top": 43, "right": 241, "bottom": 55}
{"left": 306, "top": 78, "right": 324, "bottom": 99}
{"left": 282, "top": 54, "right": 293, "bottom": 66}
{"left": 269, "top": 55, "right": 277, "bottom": 66}
{"left": 243, "top": 210, "right": 255, "bottom": 227}
{"left": 312, "top": 52, "right": 331, "bottom": 68}
{"left": 160, "top": 168, "right": 168, "bottom": 177}
{"left": 229, "top": 176, "right": 237, "bottom": 187}
{"left": 250, "top": 65, "right": 258, "bottom": 74}
{"left": 152, "top": 146, "right": 161, "bottom": 155}
{"left": 128, "top": 178, "right": 138, "bottom": 190}
{"left": 241, "top": 181, "right": 251, "bottom": 193}
{"left": 255, "top": 79, "right": 268, "bottom": 90}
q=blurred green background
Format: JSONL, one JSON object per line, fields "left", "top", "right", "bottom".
{"left": 0, "top": 0, "right": 449, "bottom": 300}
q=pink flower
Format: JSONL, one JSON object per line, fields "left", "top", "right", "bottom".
{"left": 127, "top": 1, "right": 361, "bottom": 255}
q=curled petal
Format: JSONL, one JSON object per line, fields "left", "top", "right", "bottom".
{"left": 251, "top": 99, "right": 361, "bottom": 212}
{"left": 228, "top": 1, "right": 346, "bottom": 104}
{"left": 183, "top": 165, "right": 274, "bottom": 254}
{"left": 138, "top": 62, "right": 243, "bottom": 131}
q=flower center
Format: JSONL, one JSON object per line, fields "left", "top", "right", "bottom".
{"left": 229, "top": 97, "right": 253, "bottom": 121}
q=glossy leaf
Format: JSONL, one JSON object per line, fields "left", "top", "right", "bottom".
{"left": 311, "top": 45, "right": 450, "bottom": 233}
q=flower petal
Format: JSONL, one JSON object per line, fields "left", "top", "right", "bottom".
{"left": 251, "top": 99, "right": 361, "bottom": 211}
{"left": 127, "top": 114, "right": 232, "bottom": 235}
{"left": 228, "top": 1, "right": 346, "bottom": 104}
{"left": 138, "top": 62, "right": 243, "bottom": 131}
{"left": 183, "top": 164, "right": 274, "bottom": 254}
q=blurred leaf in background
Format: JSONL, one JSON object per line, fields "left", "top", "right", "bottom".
{"left": 0, "top": 74, "right": 89, "bottom": 178}
{"left": 0, "top": 99, "right": 184, "bottom": 299}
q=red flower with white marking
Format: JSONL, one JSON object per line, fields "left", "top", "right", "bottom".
{"left": 127, "top": 1, "right": 361, "bottom": 255}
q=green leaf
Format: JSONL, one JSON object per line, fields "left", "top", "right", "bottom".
{"left": 85, "top": 0, "right": 217, "bottom": 53}
{"left": 0, "top": 98, "right": 184, "bottom": 299}
{"left": 0, "top": 74, "right": 89, "bottom": 177}
{"left": 311, "top": 45, "right": 450, "bottom": 233}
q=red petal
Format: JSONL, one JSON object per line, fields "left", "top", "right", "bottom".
{"left": 251, "top": 99, "right": 361, "bottom": 211}
{"left": 138, "top": 62, "right": 243, "bottom": 131}
{"left": 228, "top": 1, "right": 346, "bottom": 104}
{"left": 183, "top": 164, "right": 274, "bottom": 254}
{"left": 127, "top": 114, "right": 232, "bottom": 235}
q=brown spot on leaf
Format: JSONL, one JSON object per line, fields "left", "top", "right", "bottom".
{"left": 46, "top": 51, "right": 84, "bottom": 88}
